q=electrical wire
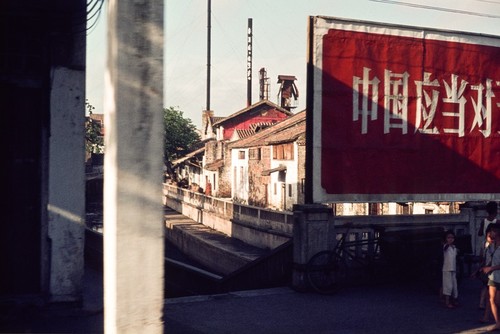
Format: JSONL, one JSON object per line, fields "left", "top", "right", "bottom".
{"left": 86, "top": 0, "right": 105, "bottom": 35}
{"left": 369, "top": 0, "right": 500, "bottom": 19}
{"left": 474, "top": 0, "right": 500, "bottom": 4}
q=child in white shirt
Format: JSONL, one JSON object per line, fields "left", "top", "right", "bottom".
{"left": 442, "top": 230, "right": 458, "bottom": 308}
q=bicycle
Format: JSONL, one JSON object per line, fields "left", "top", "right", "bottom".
{"left": 305, "top": 223, "right": 384, "bottom": 294}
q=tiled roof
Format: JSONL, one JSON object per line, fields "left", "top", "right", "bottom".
{"left": 89, "top": 113, "right": 104, "bottom": 122}
{"left": 204, "top": 159, "right": 224, "bottom": 171}
{"left": 232, "top": 122, "right": 276, "bottom": 140}
{"left": 249, "top": 122, "right": 275, "bottom": 132}
{"left": 211, "top": 116, "right": 226, "bottom": 124}
{"left": 212, "top": 100, "right": 293, "bottom": 127}
{"left": 228, "top": 109, "right": 306, "bottom": 149}
{"left": 261, "top": 164, "right": 287, "bottom": 176}
{"left": 172, "top": 147, "right": 205, "bottom": 166}
{"left": 234, "top": 129, "right": 255, "bottom": 139}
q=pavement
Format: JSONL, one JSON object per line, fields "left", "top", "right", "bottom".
{"left": 0, "top": 266, "right": 103, "bottom": 334}
{"left": 1, "top": 265, "right": 497, "bottom": 334}
{"left": 163, "top": 277, "right": 495, "bottom": 334}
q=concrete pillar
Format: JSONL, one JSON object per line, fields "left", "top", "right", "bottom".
{"left": 104, "top": 1, "right": 164, "bottom": 333}
{"left": 461, "top": 201, "right": 497, "bottom": 256}
{"left": 48, "top": 67, "right": 86, "bottom": 302}
{"left": 292, "top": 204, "right": 335, "bottom": 291}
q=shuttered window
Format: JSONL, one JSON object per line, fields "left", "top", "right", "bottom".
{"left": 272, "top": 143, "right": 293, "bottom": 160}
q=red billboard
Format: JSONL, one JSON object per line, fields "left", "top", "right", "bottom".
{"left": 308, "top": 16, "right": 500, "bottom": 203}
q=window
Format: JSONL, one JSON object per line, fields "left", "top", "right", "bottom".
{"left": 369, "top": 203, "right": 381, "bottom": 215}
{"left": 233, "top": 166, "right": 237, "bottom": 189}
{"left": 288, "top": 184, "right": 292, "bottom": 197}
{"left": 278, "top": 170, "right": 286, "bottom": 182}
{"left": 239, "top": 166, "right": 244, "bottom": 189}
{"left": 398, "top": 203, "right": 410, "bottom": 215}
{"left": 238, "top": 150, "right": 246, "bottom": 159}
{"left": 216, "top": 142, "right": 224, "bottom": 160}
{"left": 272, "top": 143, "right": 294, "bottom": 160}
{"left": 249, "top": 148, "right": 260, "bottom": 160}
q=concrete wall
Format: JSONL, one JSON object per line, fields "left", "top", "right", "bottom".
{"left": 0, "top": 0, "right": 87, "bottom": 302}
{"left": 46, "top": 0, "right": 87, "bottom": 302}
{"left": 164, "top": 187, "right": 293, "bottom": 250}
{"left": 48, "top": 67, "right": 86, "bottom": 302}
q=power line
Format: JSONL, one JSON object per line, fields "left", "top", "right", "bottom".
{"left": 474, "top": 0, "right": 500, "bottom": 4}
{"left": 86, "top": 0, "right": 105, "bottom": 35}
{"left": 370, "top": 0, "right": 500, "bottom": 19}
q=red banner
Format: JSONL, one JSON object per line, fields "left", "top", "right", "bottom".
{"left": 311, "top": 17, "right": 500, "bottom": 202}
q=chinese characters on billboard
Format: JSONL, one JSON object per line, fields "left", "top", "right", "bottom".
{"left": 309, "top": 16, "right": 500, "bottom": 203}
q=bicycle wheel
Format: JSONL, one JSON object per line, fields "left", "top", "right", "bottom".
{"left": 306, "top": 251, "right": 348, "bottom": 294}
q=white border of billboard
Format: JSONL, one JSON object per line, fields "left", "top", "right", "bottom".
{"left": 310, "top": 16, "right": 500, "bottom": 203}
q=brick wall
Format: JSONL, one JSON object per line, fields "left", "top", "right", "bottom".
{"left": 248, "top": 146, "right": 271, "bottom": 207}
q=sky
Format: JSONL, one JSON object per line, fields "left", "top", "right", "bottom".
{"left": 86, "top": 0, "right": 500, "bottom": 128}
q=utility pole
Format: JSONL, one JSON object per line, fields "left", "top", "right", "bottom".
{"left": 206, "top": 0, "right": 211, "bottom": 111}
{"left": 247, "top": 18, "right": 252, "bottom": 107}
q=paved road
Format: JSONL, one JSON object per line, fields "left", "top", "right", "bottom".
{"left": 164, "top": 277, "right": 493, "bottom": 334}
{"left": 1, "top": 268, "right": 494, "bottom": 334}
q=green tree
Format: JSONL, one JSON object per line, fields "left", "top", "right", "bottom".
{"left": 85, "top": 100, "right": 104, "bottom": 154}
{"left": 164, "top": 106, "right": 201, "bottom": 175}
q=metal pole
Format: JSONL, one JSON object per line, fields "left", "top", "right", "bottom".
{"left": 305, "top": 16, "right": 314, "bottom": 204}
{"left": 206, "top": 0, "right": 211, "bottom": 111}
{"left": 247, "top": 18, "right": 252, "bottom": 107}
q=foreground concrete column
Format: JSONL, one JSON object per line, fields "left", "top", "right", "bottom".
{"left": 292, "top": 204, "right": 335, "bottom": 291}
{"left": 104, "top": 1, "right": 164, "bottom": 333}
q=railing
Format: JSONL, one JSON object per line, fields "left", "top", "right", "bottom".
{"left": 163, "top": 183, "right": 293, "bottom": 239}
{"left": 164, "top": 183, "right": 474, "bottom": 254}
{"left": 330, "top": 213, "right": 471, "bottom": 260}
{"left": 163, "top": 184, "right": 233, "bottom": 217}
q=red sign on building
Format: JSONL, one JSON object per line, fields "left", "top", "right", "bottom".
{"left": 308, "top": 16, "right": 500, "bottom": 203}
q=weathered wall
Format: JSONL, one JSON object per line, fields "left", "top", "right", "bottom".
{"left": 164, "top": 193, "right": 293, "bottom": 250}
{"left": 248, "top": 147, "right": 271, "bottom": 207}
{"left": 48, "top": 67, "right": 86, "bottom": 302}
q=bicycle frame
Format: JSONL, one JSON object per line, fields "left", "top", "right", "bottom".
{"left": 306, "top": 223, "right": 383, "bottom": 294}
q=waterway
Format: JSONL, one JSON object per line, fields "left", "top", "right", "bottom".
{"left": 85, "top": 200, "right": 221, "bottom": 297}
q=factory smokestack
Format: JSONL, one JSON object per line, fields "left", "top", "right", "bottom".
{"left": 259, "top": 68, "right": 269, "bottom": 101}
{"left": 246, "top": 18, "right": 253, "bottom": 107}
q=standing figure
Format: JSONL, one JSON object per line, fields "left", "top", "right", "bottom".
{"left": 478, "top": 225, "right": 495, "bottom": 322}
{"left": 479, "top": 202, "right": 499, "bottom": 252}
{"left": 482, "top": 223, "right": 500, "bottom": 332}
{"left": 442, "top": 230, "right": 459, "bottom": 309}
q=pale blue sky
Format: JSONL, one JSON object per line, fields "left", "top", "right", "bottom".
{"left": 86, "top": 0, "right": 500, "bottom": 127}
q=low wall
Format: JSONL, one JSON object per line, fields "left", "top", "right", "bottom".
{"left": 163, "top": 184, "right": 484, "bottom": 254}
{"left": 163, "top": 184, "right": 293, "bottom": 249}
{"left": 164, "top": 184, "right": 494, "bottom": 293}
